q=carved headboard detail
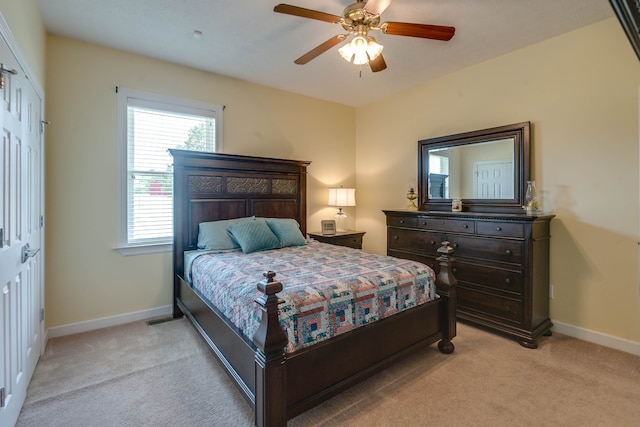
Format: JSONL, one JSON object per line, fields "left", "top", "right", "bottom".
{"left": 169, "top": 149, "right": 310, "bottom": 279}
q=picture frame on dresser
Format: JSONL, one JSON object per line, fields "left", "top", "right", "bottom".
{"left": 320, "top": 220, "right": 336, "bottom": 235}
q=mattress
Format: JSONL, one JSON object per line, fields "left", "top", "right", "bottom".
{"left": 188, "top": 240, "right": 438, "bottom": 353}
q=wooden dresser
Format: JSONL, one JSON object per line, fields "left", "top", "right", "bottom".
{"left": 384, "top": 210, "right": 553, "bottom": 348}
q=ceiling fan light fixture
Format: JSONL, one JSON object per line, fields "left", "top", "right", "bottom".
{"left": 338, "top": 36, "right": 383, "bottom": 65}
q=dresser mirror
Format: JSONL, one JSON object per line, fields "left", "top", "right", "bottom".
{"left": 418, "top": 122, "right": 530, "bottom": 213}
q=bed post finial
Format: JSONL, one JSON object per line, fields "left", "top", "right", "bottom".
{"left": 436, "top": 241, "right": 457, "bottom": 354}
{"left": 253, "top": 271, "right": 288, "bottom": 427}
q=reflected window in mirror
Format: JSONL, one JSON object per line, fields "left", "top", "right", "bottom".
{"left": 428, "top": 153, "right": 449, "bottom": 198}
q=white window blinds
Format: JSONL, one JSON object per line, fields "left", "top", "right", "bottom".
{"left": 118, "top": 89, "right": 222, "bottom": 252}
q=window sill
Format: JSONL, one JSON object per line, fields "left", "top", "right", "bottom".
{"left": 115, "top": 243, "right": 172, "bottom": 256}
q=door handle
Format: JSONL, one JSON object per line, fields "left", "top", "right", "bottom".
{"left": 21, "top": 243, "right": 40, "bottom": 263}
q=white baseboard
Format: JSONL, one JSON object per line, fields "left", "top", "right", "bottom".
{"left": 44, "top": 309, "right": 639, "bottom": 356}
{"left": 552, "top": 319, "right": 640, "bottom": 356}
{"left": 46, "top": 305, "right": 173, "bottom": 339}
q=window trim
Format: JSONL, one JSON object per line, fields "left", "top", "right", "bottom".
{"left": 115, "top": 88, "right": 223, "bottom": 256}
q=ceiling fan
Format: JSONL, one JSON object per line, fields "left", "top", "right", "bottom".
{"left": 273, "top": 0, "right": 455, "bottom": 73}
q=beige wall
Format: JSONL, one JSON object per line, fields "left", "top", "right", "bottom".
{"left": 5, "top": 2, "right": 639, "bottom": 346}
{"left": 0, "top": 0, "right": 45, "bottom": 84}
{"left": 44, "top": 35, "right": 355, "bottom": 327}
{"left": 356, "top": 18, "right": 640, "bottom": 342}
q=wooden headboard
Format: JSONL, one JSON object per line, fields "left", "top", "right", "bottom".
{"left": 169, "top": 149, "right": 311, "bottom": 280}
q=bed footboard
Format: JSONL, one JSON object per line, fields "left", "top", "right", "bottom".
{"left": 252, "top": 272, "right": 288, "bottom": 427}
{"left": 251, "top": 243, "right": 457, "bottom": 427}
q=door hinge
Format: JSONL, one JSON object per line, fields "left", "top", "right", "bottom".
{"left": 0, "top": 228, "right": 3, "bottom": 248}
{"left": 40, "top": 308, "right": 45, "bottom": 322}
{"left": 0, "top": 63, "right": 17, "bottom": 90}
{"left": 40, "top": 215, "right": 44, "bottom": 228}
{"left": 40, "top": 120, "right": 51, "bottom": 134}
{"left": 0, "top": 386, "right": 5, "bottom": 408}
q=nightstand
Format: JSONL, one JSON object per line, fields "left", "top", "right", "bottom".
{"left": 308, "top": 230, "right": 365, "bottom": 249}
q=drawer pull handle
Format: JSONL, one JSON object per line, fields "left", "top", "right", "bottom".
{"left": 453, "top": 243, "right": 459, "bottom": 248}
{"left": 496, "top": 227, "right": 502, "bottom": 231}
{"left": 399, "top": 220, "right": 405, "bottom": 224}
{"left": 393, "top": 235, "right": 399, "bottom": 240}
{"left": 452, "top": 268, "right": 457, "bottom": 274}
{"left": 463, "top": 225, "right": 469, "bottom": 229}
{"left": 430, "top": 240, "right": 436, "bottom": 245}
{"left": 505, "top": 250, "right": 512, "bottom": 255}
{"left": 505, "top": 278, "right": 511, "bottom": 285}
{"left": 421, "top": 221, "right": 427, "bottom": 226}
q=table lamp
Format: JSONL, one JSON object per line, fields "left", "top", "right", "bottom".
{"left": 328, "top": 187, "right": 356, "bottom": 232}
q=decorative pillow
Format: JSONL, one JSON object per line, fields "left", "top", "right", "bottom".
{"left": 197, "top": 217, "right": 255, "bottom": 250}
{"left": 228, "top": 219, "right": 280, "bottom": 254}
{"left": 265, "top": 218, "right": 307, "bottom": 248}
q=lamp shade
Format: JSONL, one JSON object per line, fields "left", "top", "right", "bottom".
{"left": 328, "top": 187, "right": 356, "bottom": 207}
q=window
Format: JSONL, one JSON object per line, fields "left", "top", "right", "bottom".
{"left": 429, "top": 154, "right": 449, "bottom": 175}
{"left": 116, "top": 88, "right": 223, "bottom": 255}
{"left": 429, "top": 154, "right": 450, "bottom": 198}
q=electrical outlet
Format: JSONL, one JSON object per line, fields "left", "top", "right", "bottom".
{"left": 549, "top": 285, "right": 554, "bottom": 299}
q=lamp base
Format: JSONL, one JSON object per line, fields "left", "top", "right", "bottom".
{"left": 334, "top": 209, "right": 348, "bottom": 232}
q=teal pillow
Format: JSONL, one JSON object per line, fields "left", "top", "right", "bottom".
{"left": 228, "top": 219, "right": 280, "bottom": 254}
{"left": 197, "top": 217, "right": 255, "bottom": 250}
{"left": 266, "top": 218, "right": 307, "bottom": 248}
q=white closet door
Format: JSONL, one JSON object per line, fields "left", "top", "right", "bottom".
{"left": 0, "top": 31, "right": 44, "bottom": 427}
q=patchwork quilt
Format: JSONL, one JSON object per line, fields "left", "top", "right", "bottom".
{"left": 189, "top": 240, "right": 438, "bottom": 353}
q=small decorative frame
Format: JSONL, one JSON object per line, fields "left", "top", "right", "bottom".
{"left": 321, "top": 220, "right": 336, "bottom": 235}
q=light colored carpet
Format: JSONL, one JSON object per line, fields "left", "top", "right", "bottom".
{"left": 17, "top": 318, "right": 640, "bottom": 427}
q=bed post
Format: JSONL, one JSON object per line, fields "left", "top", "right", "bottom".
{"left": 435, "top": 241, "right": 457, "bottom": 354}
{"left": 253, "top": 271, "right": 288, "bottom": 427}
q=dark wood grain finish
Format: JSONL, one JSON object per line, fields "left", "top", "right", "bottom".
{"left": 385, "top": 210, "right": 553, "bottom": 348}
{"left": 308, "top": 230, "right": 365, "bottom": 249}
{"left": 170, "top": 150, "right": 457, "bottom": 427}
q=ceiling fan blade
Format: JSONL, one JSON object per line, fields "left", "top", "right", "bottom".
{"left": 382, "top": 22, "right": 455, "bottom": 41}
{"left": 369, "top": 53, "right": 387, "bottom": 73}
{"left": 364, "top": 0, "right": 392, "bottom": 15}
{"left": 274, "top": 4, "right": 341, "bottom": 24}
{"left": 294, "top": 35, "right": 346, "bottom": 65}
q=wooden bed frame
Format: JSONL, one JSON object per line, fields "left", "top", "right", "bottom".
{"left": 170, "top": 149, "right": 457, "bottom": 427}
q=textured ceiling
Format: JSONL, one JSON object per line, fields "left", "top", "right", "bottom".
{"left": 36, "top": 0, "right": 614, "bottom": 107}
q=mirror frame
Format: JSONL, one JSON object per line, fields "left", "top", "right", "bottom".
{"left": 418, "top": 121, "right": 530, "bottom": 214}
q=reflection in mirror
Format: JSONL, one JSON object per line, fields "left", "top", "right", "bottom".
{"left": 418, "top": 122, "right": 530, "bottom": 214}
{"left": 429, "top": 138, "right": 515, "bottom": 199}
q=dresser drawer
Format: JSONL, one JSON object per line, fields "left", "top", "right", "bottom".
{"left": 330, "top": 235, "right": 362, "bottom": 249}
{"left": 388, "top": 228, "right": 443, "bottom": 255}
{"left": 309, "top": 231, "right": 364, "bottom": 249}
{"left": 458, "top": 287, "right": 523, "bottom": 324}
{"left": 448, "top": 235, "right": 524, "bottom": 264}
{"left": 386, "top": 215, "right": 418, "bottom": 228}
{"left": 454, "top": 261, "right": 524, "bottom": 295}
{"left": 421, "top": 218, "right": 475, "bottom": 234}
{"left": 476, "top": 221, "right": 524, "bottom": 238}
